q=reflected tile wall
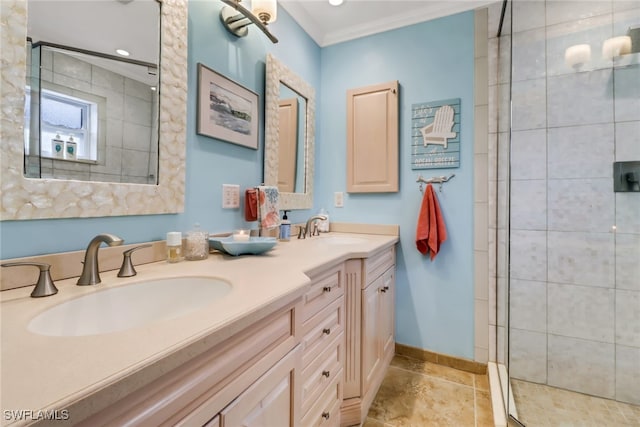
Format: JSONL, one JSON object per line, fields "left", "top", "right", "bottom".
{"left": 505, "top": 0, "right": 640, "bottom": 406}
{"left": 548, "top": 334, "right": 615, "bottom": 399}
{"left": 548, "top": 282, "right": 615, "bottom": 342}
{"left": 547, "top": 124, "right": 614, "bottom": 179}
{"left": 41, "top": 51, "right": 155, "bottom": 184}
{"left": 547, "top": 231, "right": 615, "bottom": 287}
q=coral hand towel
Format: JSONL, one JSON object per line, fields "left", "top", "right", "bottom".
{"left": 416, "top": 184, "right": 447, "bottom": 260}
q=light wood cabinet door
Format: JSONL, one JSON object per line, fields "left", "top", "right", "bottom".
{"left": 346, "top": 80, "right": 399, "bottom": 193}
{"left": 361, "top": 279, "right": 382, "bottom": 394}
{"left": 220, "top": 346, "right": 300, "bottom": 427}
{"left": 380, "top": 268, "right": 395, "bottom": 359}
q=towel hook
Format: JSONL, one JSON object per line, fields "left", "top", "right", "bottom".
{"left": 416, "top": 174, "right": 455, "bottom": 193}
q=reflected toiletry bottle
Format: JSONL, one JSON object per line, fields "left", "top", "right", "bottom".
{"left": 166, "top": 232, "right": 183, "bottom": 263}
{"left": 318, "top": 208, "right": 329, "bottom": 233}
{"left": 65, "top": 135, "right": 77, "bottom": 160}
{"left": 185, "top": 223, "right": 209, "bottom": 261}
{"left": 52, "top": 134, "right": 64, "bottom": 158}
{"left": 279, "top": 211, "right": 291, "bottom": 242}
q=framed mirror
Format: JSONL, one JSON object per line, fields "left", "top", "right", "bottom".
{"left": 264, "top": 53, "right": 315, "bottom": 210}
{"left": 0, "top": 0, "right": 187, "bottom": 220}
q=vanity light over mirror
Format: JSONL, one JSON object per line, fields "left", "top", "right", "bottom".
{"left": 0, "top": 0, "right": 188, "bottom": 220}
{"left": 25, "top": 0, "right": 160, "bottom": 184}
{"left": 264, "top": 54, "right": 315, "bottom": 210}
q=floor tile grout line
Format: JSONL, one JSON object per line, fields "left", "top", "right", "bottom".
{"left": 389, "top": 364, "right": 479, "bottom": 391}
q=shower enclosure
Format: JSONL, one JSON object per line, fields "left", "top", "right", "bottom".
{"left": 490, "top": 0, "right": 640, "bottom": 425}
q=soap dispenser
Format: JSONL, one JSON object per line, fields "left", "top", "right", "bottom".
{"left": 65, "top": 135, "right": 77, "bottom": 160}
{"left": 279, "top": 211, "right": 291, "bottom": 242}
{"left": 52, "top": 134, "right": 64, "bottom": 159}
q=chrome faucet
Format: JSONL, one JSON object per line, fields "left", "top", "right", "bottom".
{"left": 77, "top": 233, "right": 124, "bottom": 286}
{"left": 298, "top": 215, "right": 327, "bottom": 239}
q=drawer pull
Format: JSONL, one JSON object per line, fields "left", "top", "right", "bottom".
{"left": 321, "top": 412, "right": 330, "bottom": 420}
{"left": 322, "top": 328, "right": 331, "bottom": 335}
{"left": 380, "top": 286, "right": 389, "bottom": 293}
{"left": 322, "top": 370, "right": 330, "bottom": 378}
{"left": 323, "top": 286, "right": 332, "bottom": 292}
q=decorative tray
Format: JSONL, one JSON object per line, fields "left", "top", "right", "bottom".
{"left": 209, "top": 237, "right": 277, "bottom": 256}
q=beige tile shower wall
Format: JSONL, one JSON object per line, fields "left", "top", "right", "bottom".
{"left": 474, "top": 8, "right": 490, "bottom": 364}
{"left": 486, "top": 0, "right": 511, "bottom": 366}
{"left": 499, "top": 0, "right": 640, "bottom": 406}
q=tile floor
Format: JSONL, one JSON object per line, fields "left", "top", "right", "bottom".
{"left": 511, "top": 379, "right": 640, "bottom": 427}
{"left": 363, "top": 355, "right": 494, "bottom": 426}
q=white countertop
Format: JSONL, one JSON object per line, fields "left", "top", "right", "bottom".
{"left": 0, "top": 231, "right": 398, "bottom": 426}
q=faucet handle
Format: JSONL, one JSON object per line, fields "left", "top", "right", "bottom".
{"left": 1, "top": 262, "right": 58, "bottom": 297}
{"left": 297, "top": 225, "right": 306, "bottom": 240}
{"left": 117, "top": 244, "right": 152, "bottom": 278}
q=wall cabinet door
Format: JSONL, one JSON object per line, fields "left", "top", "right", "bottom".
{"left": 220, "top": 346, "right": 300, "bottom": 427}
{"left": 346, "top": 80, "right": 399, "bottom": 193}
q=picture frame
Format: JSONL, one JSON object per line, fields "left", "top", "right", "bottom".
{"left": 196, "top": 63, "right": 259, "bottom": 150}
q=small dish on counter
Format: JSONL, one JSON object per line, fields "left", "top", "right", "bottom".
{"left": 209, "top": 236, "right": 277, "bottom": 256}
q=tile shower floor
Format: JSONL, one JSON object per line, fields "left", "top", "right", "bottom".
{"left": 363, "top": 355, "right": 494, "bottom": 426}
{"left": 511, "top": 379, "right": 640, "bottom": 427}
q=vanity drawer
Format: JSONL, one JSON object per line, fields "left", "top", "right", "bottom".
{"left": 301, "top": 332, "right": 343, "bottom": 416}
{"left": 364, "top": 246, "right": 395, "bottom": 287}
{"left": 303, "top": 263, "right": 345, "bottom": 322}
{"left": 301, "top": 370, "right": 343, "bottom": 427}
{"left": 301, "top": 296, "right": 344, "bottom": 367}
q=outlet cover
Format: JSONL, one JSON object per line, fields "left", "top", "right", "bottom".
{"left": 222, "top": 184, "right": 240, "bottom": 208}
{"left": 334, "top": 192, "right": 344, "bottom": 208}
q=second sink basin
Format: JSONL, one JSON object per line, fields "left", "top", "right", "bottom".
{"left": 28, "top": 277, "right": 232, "bottom": 337}
{"left": 318, "top": 236, "right": 368, "bottom": 245}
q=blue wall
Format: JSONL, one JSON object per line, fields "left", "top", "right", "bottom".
{"left": 0, "top": 6, "right": 476, "bottom": 360}
{"left": 318, "top": 12, "right": 476, "bottom": 358}
{"left": 0, "top": 2, "right": 320, "bottom": 259}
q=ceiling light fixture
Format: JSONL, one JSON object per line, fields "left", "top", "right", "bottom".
{"left": 220, "top": 0, "right": 278, "bottom": 43}
{"left": 115, "top": 49, "right": 130, "bottom": 57}
{"left": 329, "top": 0, "right": 344, "bottom": 6}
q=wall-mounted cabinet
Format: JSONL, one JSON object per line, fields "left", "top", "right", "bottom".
{"left": 346, "top": 81, "right": 399, "bottom": 193}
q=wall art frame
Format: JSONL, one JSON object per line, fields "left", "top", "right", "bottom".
{"left": 196, "top": 63, "right": 259, "bottom": 150}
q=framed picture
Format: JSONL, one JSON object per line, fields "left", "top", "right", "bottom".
{"left": 196, "top": 63, "right": 259, "bottom": 150}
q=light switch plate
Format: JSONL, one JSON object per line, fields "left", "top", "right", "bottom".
{"left": 334, "top": 192, "right": 344, "bottom": 208}
{"left": 222, "top": 184, "right": 240, "bottom": 208}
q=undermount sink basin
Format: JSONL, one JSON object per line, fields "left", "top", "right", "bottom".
{"left": 28, "top": 277, "right": 232, "bottom": 337}
{"left": 318, "top": 236, "right": 368, "bottom": 245}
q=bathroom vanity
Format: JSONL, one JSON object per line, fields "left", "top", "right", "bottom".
{"left": 0, "top": 229, "right": 398, "bottom": 427}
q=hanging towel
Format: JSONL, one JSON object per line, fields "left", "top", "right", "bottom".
{"left": 416, "top": 184, "right": 447, "bottom": 260}
{"left": 256, "top": 185, "right": 280, "bottom": 229}
{"left": 245, "top": 188, "right": 258, "bottom": 221}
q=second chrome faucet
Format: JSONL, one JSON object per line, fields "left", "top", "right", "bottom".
{"left": 77, "top": 233, "right": 124, "bottom": 286}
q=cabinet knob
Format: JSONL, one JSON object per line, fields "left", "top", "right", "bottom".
{"left": 322, "top": 328, "right": 331, "bottom": 335}
{"left": 322, "top": 370, "right": 330, "bottom": 378}
{"left": 323, "top": 286, "right": 332, "bottom": 292}
{"left": 380, "top": 286, "right": 389, "bottom": 293}
{"left": 321, "top": 412, "right": 330, "bottom": 420}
